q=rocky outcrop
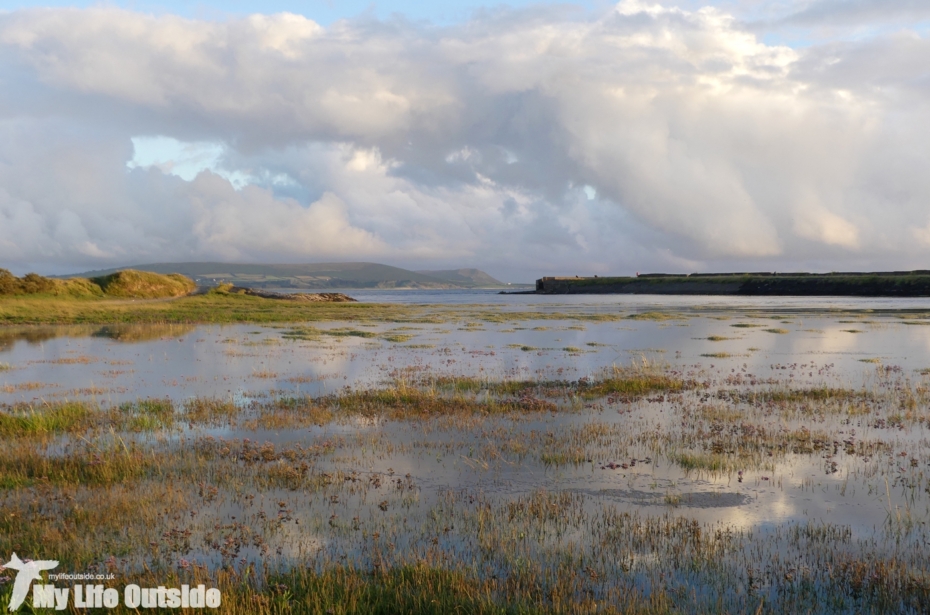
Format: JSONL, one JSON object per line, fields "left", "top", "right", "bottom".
{"left": 229, "top": 287, "right": 357, "bottom": 302}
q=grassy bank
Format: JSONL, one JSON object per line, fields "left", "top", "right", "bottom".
{"left": 7, "top": 287, "right": 930, "bottom": 327}
{"left": 0, "top": 293, "right": 412, "bottom": 325}
{"left": 0, "top": 293, "right": 638, "bottom": 325}
{"left": 1, "top": 269, "right": 196, "bottom": 299}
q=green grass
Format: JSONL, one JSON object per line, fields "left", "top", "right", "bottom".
{"left": 670, "top": 451, "right": 742, "bottom": 474}
{"left": 1, "top": 268, "right": 194, "bottom": 299}
{"left": 331, "top": 386, "right": 556, "bottom": 418}
{"left": 90, "top": 270, "right": 196, "bottom": 298}
{"left": 578, "top": 366, "right": 690, "bottom": 399}
{"left": 382, "top": 334, "right": 414, "bottom": 343}
{"left": 324, "top": 328, "right": 378, "bottom": 338}
{"left": 626, "top": 311, "right": 681, "bottom": 321}
{"left": 119, "top": 398, "right": 176, "bottom": 431}
{"left": 0, "top": 293, "right": 637, "bottom": 326}
{"left": 0, "top": 402, "right": 94, "bottom": 436}
{"left": 0, "top": 441, "right": 155, "bottom": 488}
{"left": 1, "top": 269, "right": 103, "bottom": 297}
{"left": 0, "top": 294, "right": 415, "bottom": 325}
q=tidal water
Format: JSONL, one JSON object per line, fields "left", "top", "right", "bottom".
{"left": 4, "top": 291, "right": 930, "bottom": 603}
{"left": 2, "top": 292, "right": 930, "bottom": 404}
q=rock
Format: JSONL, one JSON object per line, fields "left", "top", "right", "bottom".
{"left": 229, "top": 287, "right": 357, "bottom": 302}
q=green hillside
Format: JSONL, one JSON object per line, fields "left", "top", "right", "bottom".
{"left": 415, "top": 268, "right": 505, "bottom": 287}
{"left": 68, "top": 262, "right": 506, "bottom": 289}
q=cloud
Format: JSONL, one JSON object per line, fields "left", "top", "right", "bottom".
{"left": 774, "top": 0, "right": 930, "bottom": 28}
{"left": 0, "top": 3, "right": 929, "bottom": 277}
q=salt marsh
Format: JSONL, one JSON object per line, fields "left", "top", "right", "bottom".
{"left": 2, "top": 296, "right": 930, "bottom": 613}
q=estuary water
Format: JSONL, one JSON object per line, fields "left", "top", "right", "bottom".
{"left": 2, "top": 291, "right": 930, "bottom": 404}
{"left": 3, "top": 291, "right": 930, "bottom": 612}
{"left": 288, "top": 286, "right": 930, "bottom": 309}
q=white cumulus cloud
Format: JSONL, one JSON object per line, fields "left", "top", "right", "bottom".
{"left": 0, "top": 2, "right": 928, "bottom": 278}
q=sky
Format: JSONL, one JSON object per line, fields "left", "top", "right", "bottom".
{"left": 1, "top": 1, "right": 930, "bottom": 281}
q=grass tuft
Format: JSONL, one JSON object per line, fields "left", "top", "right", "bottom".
{"left": 0, "top": 402, "right": 95, "bottom": 437}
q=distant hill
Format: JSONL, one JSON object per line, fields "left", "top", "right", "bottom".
{"left": 415, "top": 268, "right": 504, "bottom": 287}
{"left": 65, "top": 262, "right": 509, "bottom": 289}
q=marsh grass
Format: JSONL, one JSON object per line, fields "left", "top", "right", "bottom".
{"left": 0, "top": 397, "right": 246, "bottom": 437}
{"left": 626, "top": 312, "right": 682, "bottom": 321}
{"left": 671, "top": 451, "right": 753, "bottom": 474}
{"left": 330, "top": 385, "right": 557, "bottom": 418}
{"left": 0, "top": 561, "right": 707, "bottom": 615}
{"left": 427, "top": 365, "right": 689, "bottom": 403}
{"left": 578, "top": 365, "right": 689, "bottom": 400}
{"left": 0, "top": 440, "right": 156, "bottom": 488}
{"left": 284, "top": 326, "right": 414, "bottom": 344}
{"left": 326, "top": 328, "right": 378, "bottom": 338}
{"left": 241, "top": 396, "right": 334, "bottom": 430}
{"left": 0, "top": 294, "right": 636, "bottom": 327}
{"left": 0, "top": 481, "right": 188, "bottom": 564}
{"left": 183, "top": 398, "right": 239, "bottom": 426}
{"left": 0, "top": 401, "right": 95, "bottom": 436}
{"left": 3, "top": 360, "right": 930, "bottom": 613}
{"left": 253, "top": 369, "right": 280, "bottom": 378}
{"left": 537, "top": 422, "right": 629, "bottom": 466}
{"left": 716, "top": 386, "right": 874, "bottom": 405}
{"left": 119, "top": 398, "right": 176, "bottom": 431}
{"left": 382, "top": 334, "right": 414, "bottom": 343}
{"left": 0, "top": 294, "right": 423, "bottom": 326}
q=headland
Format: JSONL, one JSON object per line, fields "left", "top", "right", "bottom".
{"left": 535, "top": 271, "right": 930, "bottom": 296}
